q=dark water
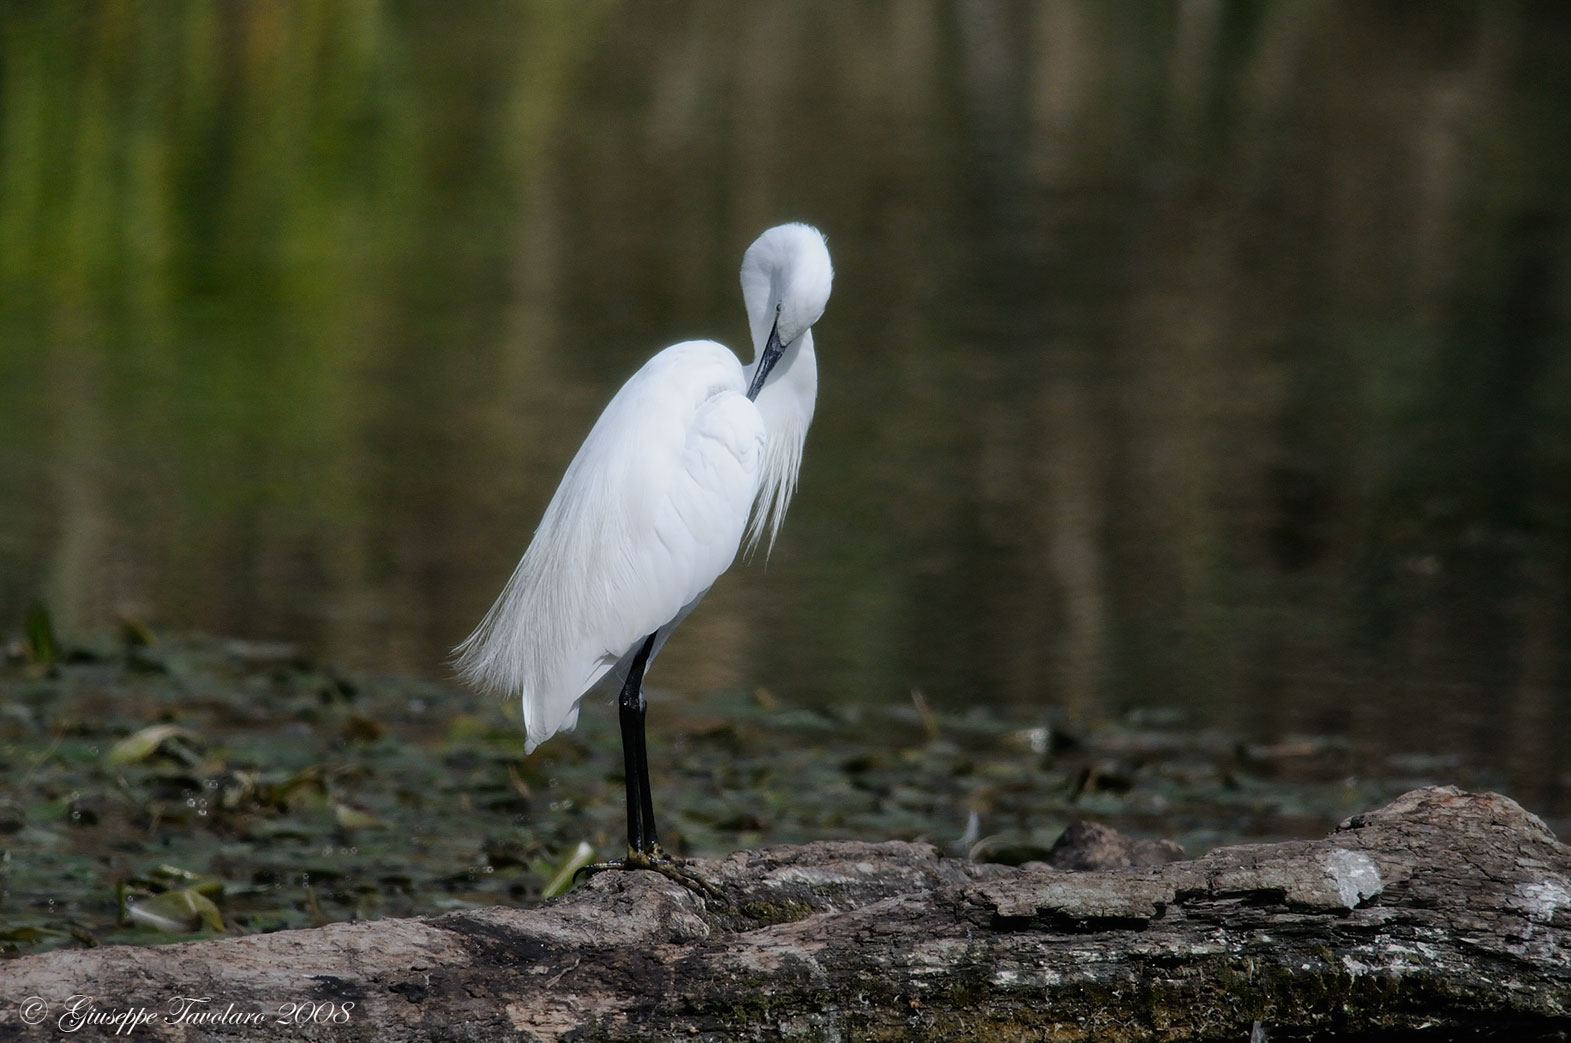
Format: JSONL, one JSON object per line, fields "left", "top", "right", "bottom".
{"left": 3, "top": 4, "right": 1569, "bottom": 825}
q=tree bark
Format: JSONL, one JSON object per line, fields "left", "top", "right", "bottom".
{"left": 3, "top": 787, "right": 1568, "bottom": 1041}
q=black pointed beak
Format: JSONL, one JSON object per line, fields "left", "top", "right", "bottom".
{"left": 746, "top": 314, "right": 786, "bottom": 401}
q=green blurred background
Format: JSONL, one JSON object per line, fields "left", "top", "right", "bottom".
{"left": 3, "top": 1, "right": 1569, "bottom": 823}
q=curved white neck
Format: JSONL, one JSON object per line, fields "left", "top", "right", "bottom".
{"left": 743, "top": 331, "right": 817, "bottom": 554}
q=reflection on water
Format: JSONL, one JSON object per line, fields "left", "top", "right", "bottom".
{"left": 2, "top": 3, "right": 1568, "bottom": 826}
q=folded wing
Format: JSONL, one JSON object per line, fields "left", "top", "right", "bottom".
{"left": 454, "top": 340, "right": 765, "bottom": 753}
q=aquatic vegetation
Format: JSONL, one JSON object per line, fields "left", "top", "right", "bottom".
{"left": 0, "top": 631, "right": 1502, "bottom": 957}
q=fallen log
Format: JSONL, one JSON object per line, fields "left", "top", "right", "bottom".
{"left": 2, "top": 786, "right": 1568, "bottom": 1041}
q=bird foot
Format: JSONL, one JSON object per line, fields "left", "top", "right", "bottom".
{"left": 573, "top": 845, "right": 723, "bottom": 901}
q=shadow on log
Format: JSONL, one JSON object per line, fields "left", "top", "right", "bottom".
{"left": 2, "top": 787, "right": 1568, "bottom": 1041}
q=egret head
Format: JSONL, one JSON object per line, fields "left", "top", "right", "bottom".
{"left": 741, "top": 224, "right": 833, "bottom": 399}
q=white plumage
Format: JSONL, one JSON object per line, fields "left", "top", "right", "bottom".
{"left": 455, "top": 223, "right": 833, "bottom": 757}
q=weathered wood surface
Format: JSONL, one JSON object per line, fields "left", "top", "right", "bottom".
{"left": 2, "top": 786, "right": 1568, "bottom": 1041}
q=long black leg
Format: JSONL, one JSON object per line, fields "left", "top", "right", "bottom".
{"left": 617, "top": 632, "right": 659, "bottom": 854}
{"left": 638, "top": 748, "right": 660, "bottom": 853}
{"left": 573, "top": 632, "right": 721, "bottom": 901}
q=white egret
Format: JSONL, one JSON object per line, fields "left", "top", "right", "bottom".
{"left": 454, "top": 223, "right": 833, "bottom": 885}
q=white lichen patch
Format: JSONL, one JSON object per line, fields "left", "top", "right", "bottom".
{"left": 1341, "top": 954, "right": 1376, "bottom": 977}
{"left": 1338, "top": 940, "right": 1445, "bottom": 978}
{"left": 1503, "top": 877, "right": 1568, "bottom": 963}
{"left": 1325, "top": 849, "right": 1383, "bottom": 909}
{"left": 1508, "top": 877, "right": 1571, "bottom": 924}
